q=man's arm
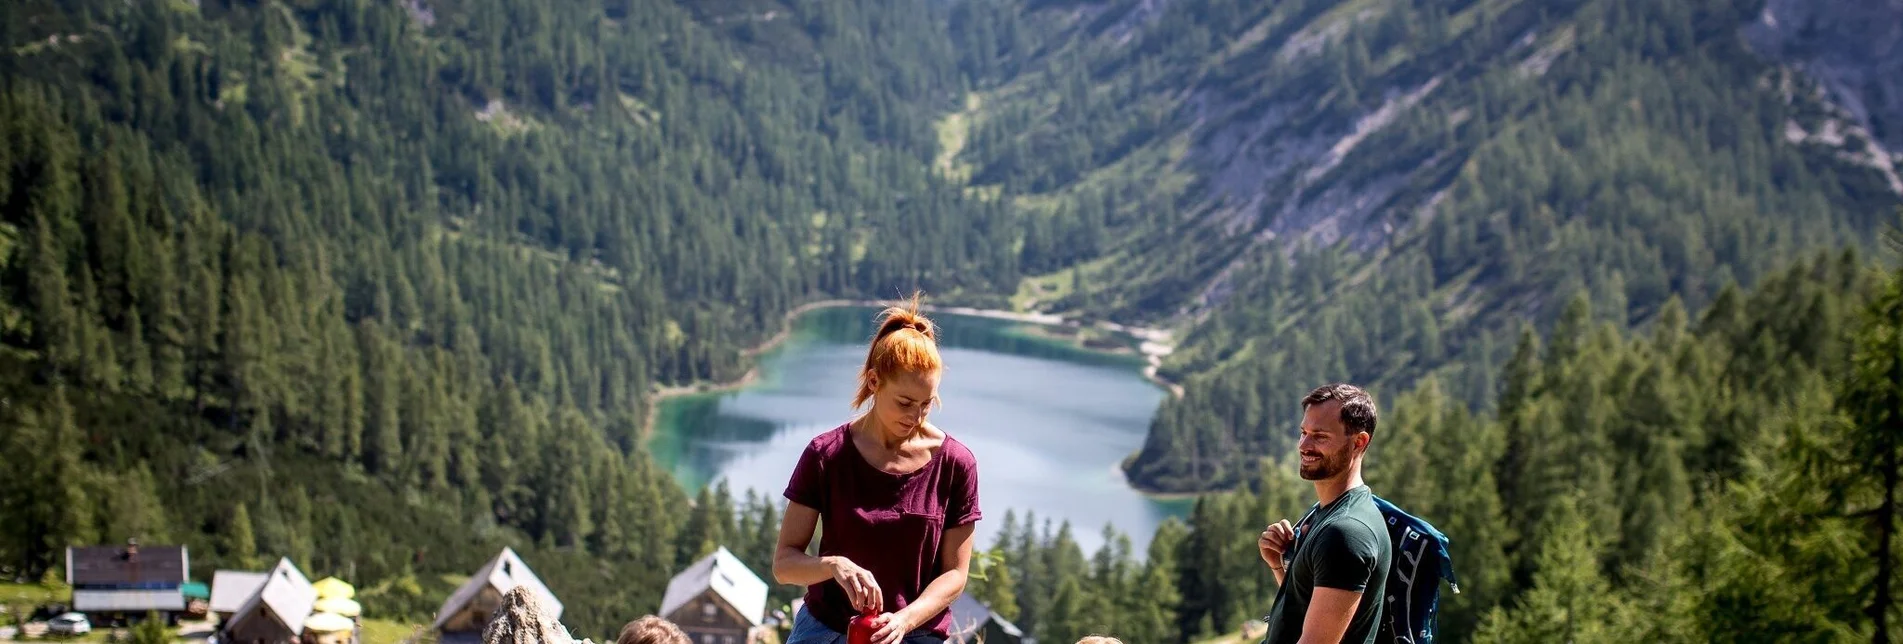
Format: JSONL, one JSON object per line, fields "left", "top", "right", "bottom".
{"left": 1295, "top": 587, "right": 1364, "bottom": 644}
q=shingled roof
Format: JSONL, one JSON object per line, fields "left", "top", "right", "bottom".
{"left": 226, "top": 558, "right": 316, "bottom": 638}
{"left": 66, "top": 542, "right": 188, "bottom": 587}
{"left": 433, "top": 548, "right": 562, "bottom": 631}
{"left": 210, "top": 570, "right": 270, "bottom": 615}
{"left": 659, "top": 547, "right": 768, "bottom": 627}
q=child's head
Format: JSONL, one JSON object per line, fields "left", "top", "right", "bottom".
{"left": 1075, "top": 637, "right": 1124, "bottom": 644}
{"left": 616, "top": 616, "right": 689, "bottom": 644}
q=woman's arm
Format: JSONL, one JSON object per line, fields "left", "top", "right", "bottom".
{"left": 871, "top": 522, "right": 976, "bottom": 644}
{"left": 774, "top": 500, "right": 882, "bottom": 611}
{"left": 772, "top": 501, "right": 831, "bottom": 586}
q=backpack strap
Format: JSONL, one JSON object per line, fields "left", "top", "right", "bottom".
{"left": 1262, "top": 502, "right": 1326, "bottom": 625}
{"left": 1287, "top": 502, "right": 1323, "bottom": 561}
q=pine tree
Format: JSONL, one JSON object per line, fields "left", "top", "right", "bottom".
{"left": 1128, "top": 518, "right": 1186, "bottom": 644}
{"left": 590, "top": 465, "right": 628, "bottom": 558}
{"left": 711, "top": 479, "right": 738, "bottom": 553}
{"left": 1175, "top": 498, "right": 1220, "bottom": 640}
{"left": 1835, "top": 260, "right": 1903, "bottom": 642}
{"left": 130, "top": 612, "right": 168, "bottom": 644}
{"left": 0, "top": 404, "right": 52, "bottom": 573}
{"left": 676, "top": 483, "right": 723, "bottom": 569}
{"left": 282, "top": 485, "right": 316, "bottom": 571}
{"left": 1472, "top": 495, "right": 1635, "bottom": 644}
{"left": 102, "top": 466, "right": 170, "bottom": 544}
{"left": 123, "top": 308, "right": 156, "bottom": 393}
{"left": 361, "top": 322, "right": 402, "bottom": 474}
{"left": 183, "top": 206, "right": 223, "bottom": 411}
{"left": 228, "top": 502, "right": 260, "bottom": 569}
{"left": 28, "top": 212, "right": 80, "bottom": 377}
{"left": 1014, "top": 513, "right": 1051, "bottom": 637}
{"left": 223, "top": 269, "right": 267, "bottom": 430}
{"left": 752, "top": 498, "right": 780, "bottom": 578}
{"left": 545, "top": 409, "right": 596, "bottom": 548}
{"left": 74, "top": 267, "right": 122, "bottom": 391}
{"left": 632, "top": 456, "right": 681, "bottom": 584}
{"left": 972, "top": 546, "right": 1020, "bottom": 622}
{"left": 1043, "top": 576, "right": 1087, "bottom": 644}
{"left": 1492, "top": 319, "right": 1539, "bottom": 403}
{"left": 146, "top": 236, "right": 188, "bottom": 398}
{"left": 41, "top": 388, "right": 94, "bottom": 564}
{"left": 1655, "top": 374, "right": 1866, "bottom": 640}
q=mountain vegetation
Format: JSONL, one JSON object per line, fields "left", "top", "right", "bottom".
{"left": 2, "top": 0, "right": 1900, "bottom": 641}
{"left": 971, "top": 244, "right": 1903, "bottom": 643}
{"left": 0, "top": 0, "right": 1008, "bottom": 636}
{"left": 935, "top": 0, "right": 1903, "bottom": 492}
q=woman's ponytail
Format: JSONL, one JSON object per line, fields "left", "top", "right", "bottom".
{"left": 852, "top": 293, "right": 943, "bottom": 410}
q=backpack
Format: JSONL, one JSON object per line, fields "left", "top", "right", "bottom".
{"left": 1370, "top": 495, "right": 1458, "bottom": 644}
{"left": 1284, "top": 495, "right": 1458, "bottom": 644}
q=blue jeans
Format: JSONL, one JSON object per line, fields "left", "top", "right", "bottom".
{"left": 784, "top": 607, "right": 946, "bottom": 644}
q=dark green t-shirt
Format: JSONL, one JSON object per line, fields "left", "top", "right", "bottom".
{"left": 1262, "top": 485, "right": 1391, "bottom": 644}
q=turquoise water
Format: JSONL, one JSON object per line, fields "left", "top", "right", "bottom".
{"left": 648, "top": 306, "right": 1191, "bottom": 555}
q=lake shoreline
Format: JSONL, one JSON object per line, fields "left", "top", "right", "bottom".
{"left": 640, "top": 298, "right": 1183, "bottom": 444}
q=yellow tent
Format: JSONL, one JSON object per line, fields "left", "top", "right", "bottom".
{"left": 312, "top": 577, "right": 355, "bottom": 600}
{"left": 314, "top": 597, "right": 361, "bottom": 617}
{"left": 304, "top": 612, "right": 355, "bottom": 633}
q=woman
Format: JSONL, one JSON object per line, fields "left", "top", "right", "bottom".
{"left": 773, "top": 297, "right": 981, "bottom": 644}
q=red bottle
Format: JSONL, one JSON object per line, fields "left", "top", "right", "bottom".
{"left": 847, "top": 608, "right": 878, "bottom": 644}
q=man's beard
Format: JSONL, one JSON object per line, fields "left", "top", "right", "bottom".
{"left": 1299, "top": 447, "right": 1353, "bottom": 481}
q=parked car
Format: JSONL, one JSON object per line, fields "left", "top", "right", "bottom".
{"left": 47, "top": 612, "right": 91, "bottom": 635}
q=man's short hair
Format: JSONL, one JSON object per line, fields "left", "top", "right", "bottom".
{"left": 1302, "top": 383, "right": 1378, "bottom": 437}
{"left": 616, "top": 616, "right": 688, "bottom": 644}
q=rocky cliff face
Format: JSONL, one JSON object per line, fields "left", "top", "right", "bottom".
{"left": 1746, "top": 0, "right": 1903, "bottom": 149}
{"left": 964, "top": 0, "right": 1903, "bottom": 493}
{"left": 1745, "top": 0, "right": 1903, "bottom": 194}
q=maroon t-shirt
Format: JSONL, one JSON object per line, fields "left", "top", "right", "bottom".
{"left": 783, "top": 423, "right": 982, "bottom": 637}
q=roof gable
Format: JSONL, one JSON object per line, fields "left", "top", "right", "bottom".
{"left": 433, "top": 548, "right": 563, "bottom": 630}
{"left": 947, "top": 594, "right": 1023, "bottom": 639}
{"left": 229, "top": 558, "right": 315, "bottom": 637}
{"left": 948, "top": 594, "right": 988, "bottom": 638}
{"left": 659, "top": 547, "right": 768, "bottom": 627}
{"left": 210, "top": 570, "right": 269, "bottom": 614}
{"left": 66, "top": 544, "right": 188, "bottom": 586}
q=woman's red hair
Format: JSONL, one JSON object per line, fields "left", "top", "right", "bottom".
{"left": 852, "top": 293, "right": 943, "bottom": 410}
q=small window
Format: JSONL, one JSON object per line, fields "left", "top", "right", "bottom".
{"left": 700, "top": 636, "right": 714, "bottom": 644}
{"left": 702, "top": 603, "right": 717, "bottom": 618}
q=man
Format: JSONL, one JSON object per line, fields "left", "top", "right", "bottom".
{"left": 1257, "top": 384, "right": 1391, "bottom": 644}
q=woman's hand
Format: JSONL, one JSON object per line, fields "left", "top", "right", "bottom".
{"left": 868, "top": 611, "right": 919, "bottom": 644}
{"left": 825, "top": 556, "right": 883, "bottom": 614}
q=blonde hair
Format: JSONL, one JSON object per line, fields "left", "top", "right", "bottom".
{"left": 1075, "top": 637, "right": 1124, "bottom": 644}
{"left": 851, "top": 293, "right": 942, "bottom": 410}
{"left": 615, "top": 616, "right": 688, "bottom": 644}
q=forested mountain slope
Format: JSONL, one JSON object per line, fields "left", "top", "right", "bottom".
{"left": 3, "top": 0, "right": 1902, "bottom": 641}
{"left": 0, "top": 0, "right": 1005, "bottom": 636}
{"left": 968, "top": 247, "right": 1903, "bottom": 643}
{"left": 937, "top": 0, "right": 1903, "bottom": 491}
